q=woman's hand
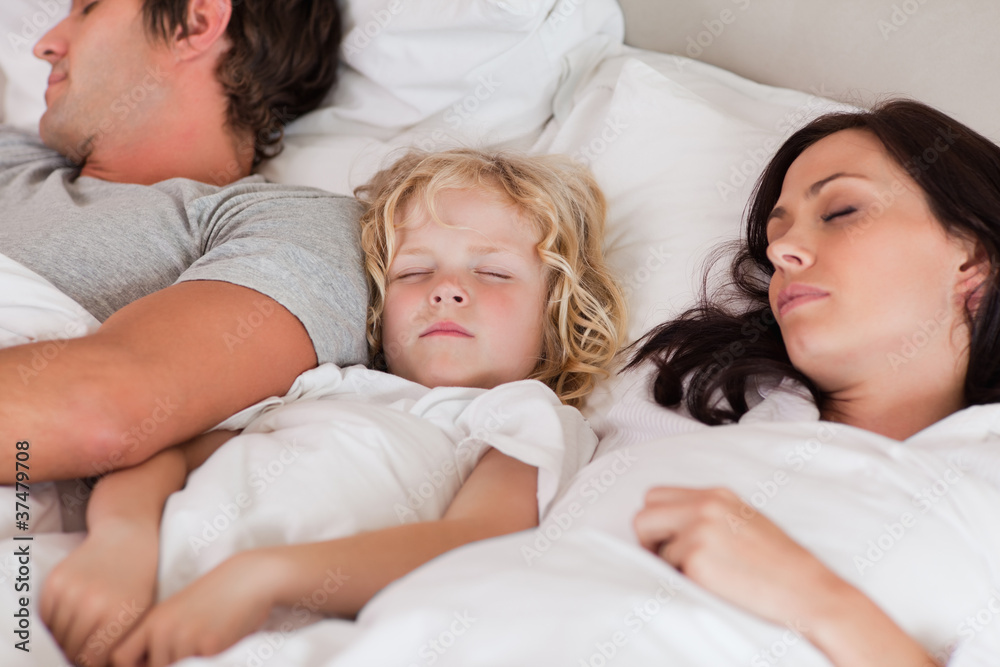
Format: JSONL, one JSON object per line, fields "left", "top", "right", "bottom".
{"left": 633, "top": 486, "right": 939, "bottom": 667}
{"left": 40, "top": 522, "right": 158, "bottom": 667}
{"left": 110, "top": 552, "right": 276, "bottom": 667}
{"left": 634, "top": 486, "right": 839, "bottom": 624}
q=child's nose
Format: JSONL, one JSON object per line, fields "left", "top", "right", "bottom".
{"left": 430, "top": 279, "right": 467, "bottom": 305}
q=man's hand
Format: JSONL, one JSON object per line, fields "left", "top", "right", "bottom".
{"left": 0, "top": 281, "right": 315, "bottom": 481}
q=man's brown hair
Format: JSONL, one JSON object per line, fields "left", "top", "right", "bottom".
{"left": 142, "top": 0, "right": 342, "bottom": 166}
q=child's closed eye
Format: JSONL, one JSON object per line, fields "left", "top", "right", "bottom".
{"left": 393, "top": 270, "right": 432, "bottom": 281}
{"left": 476, "top": 270, "right": 512, "bottom": 280}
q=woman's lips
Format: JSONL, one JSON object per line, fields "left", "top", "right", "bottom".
{"left": 780, "top": 293, "right": 827, "bottom": 315}
{"left": 776, "top": 284, "right": 829, "bottom": 316}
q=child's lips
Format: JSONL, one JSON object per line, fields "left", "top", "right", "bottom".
{"left": 420, "top": 321, "right": 473, "bottom": 337}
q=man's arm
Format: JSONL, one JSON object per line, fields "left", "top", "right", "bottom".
{"left": 0, "top": 280, "right": 316, "bottom": 482}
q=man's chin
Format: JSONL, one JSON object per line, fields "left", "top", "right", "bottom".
{"left": 38, "top": 113, "right": 89, "bottom": 166}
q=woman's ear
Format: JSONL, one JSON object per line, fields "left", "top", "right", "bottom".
{"left": 956, "top": 240, "right": 990, "bottom": 314}
{"left": 173, "top": 0, "right": 232, "bottom": 62}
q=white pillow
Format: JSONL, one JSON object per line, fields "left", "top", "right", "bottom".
{"left": 0, "top": 0, "right": 66, "bottom": 131}
{"left": 530, "top": 49, "right": 853, "bottom": 343}
{"left": 265, "top": 0, "right": 626, "bottom": 193}
{"left": 302, "top": 0, "right": 624, "bottom": 135}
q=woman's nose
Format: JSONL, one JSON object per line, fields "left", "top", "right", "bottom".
{"left": 766, "top": 231, "right": 815, "bottom": 271}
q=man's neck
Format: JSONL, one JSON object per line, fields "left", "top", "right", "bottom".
{"left": 78, "top": 112, "right": 254, "bottom": 186}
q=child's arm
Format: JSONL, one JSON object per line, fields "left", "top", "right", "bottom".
{"left": 110, "top": 448, "right": 538, "bottom": 667}
{"left": 39, "top": 429, "right": 238, "bottom": 667}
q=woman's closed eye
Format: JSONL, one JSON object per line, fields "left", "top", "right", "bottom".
{"left": 821, "top": 206, "right": 857, "bottom": 222}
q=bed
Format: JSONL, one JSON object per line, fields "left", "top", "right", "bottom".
{"left": 1, "top": 0, "right": 999, "bottom": 665}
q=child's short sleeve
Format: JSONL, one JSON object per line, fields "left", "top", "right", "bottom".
{"left": 452, "top": 380, "right": 597, "bottom": 517}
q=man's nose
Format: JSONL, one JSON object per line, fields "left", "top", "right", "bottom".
{"left": 33, "top": 16, "right": 70, "bottom": 64}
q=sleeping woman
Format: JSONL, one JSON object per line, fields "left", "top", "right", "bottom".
{"left": 628, "top": 99, "right": 1000, "bottom": 666}
{"left": 38, "top": 148, "right": 627, "bottom": 667}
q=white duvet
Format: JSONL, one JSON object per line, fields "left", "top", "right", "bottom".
{"left": 174, "top": 409, "right": 1000, "bottom": 667}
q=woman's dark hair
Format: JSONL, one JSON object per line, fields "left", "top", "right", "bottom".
{"left": 142, "top": 0, "right": 342, "bottom": 166}
{"left": 628, "top": 99, "right": 1000, "bottom": 424}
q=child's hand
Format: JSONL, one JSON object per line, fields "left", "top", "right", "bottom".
{"left": 40, "top": 523, "right": 158, "bottom": 667}
{"left": 110, "top": 552, "right": 276, "bottom": 667}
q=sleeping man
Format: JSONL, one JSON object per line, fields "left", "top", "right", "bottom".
{"left": 0, "top": 0, "right": 368, "bottom": 483}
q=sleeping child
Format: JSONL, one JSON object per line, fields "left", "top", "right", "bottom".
{"left": 38, "top": 148, "right": 628, "bottom": 667}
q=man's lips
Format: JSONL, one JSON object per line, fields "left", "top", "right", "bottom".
{"left": 776, "top": 284, "right": 829, "bottom": 316}
{"left": 420, "top": 321, "right": 473, "bottom": 337}
{"left": 48, "top": 72, "right": 67, "bottom": 86}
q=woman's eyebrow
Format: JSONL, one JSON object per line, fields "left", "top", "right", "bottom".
{"left": 767, "top": 172, "right": 871, "bottom": 222}
{"left": 807, "top": 172, "right": 869, "bottom": 197}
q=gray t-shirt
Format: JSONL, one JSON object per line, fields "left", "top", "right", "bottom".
{"left": 0, "top": 127, "right": 367, "bottom": 366}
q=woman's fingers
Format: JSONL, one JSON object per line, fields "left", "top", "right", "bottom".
{"left": 634, "top": 486, "right": 743, "bottom": 553}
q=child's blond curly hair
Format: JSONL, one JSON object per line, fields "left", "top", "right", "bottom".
{"left": 355, "top": 148, "right": 628, "bottom": 407}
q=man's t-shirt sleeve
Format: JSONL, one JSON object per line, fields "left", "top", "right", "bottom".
{"left": 175, "top": 183, "right": 369, "bottom": 367}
